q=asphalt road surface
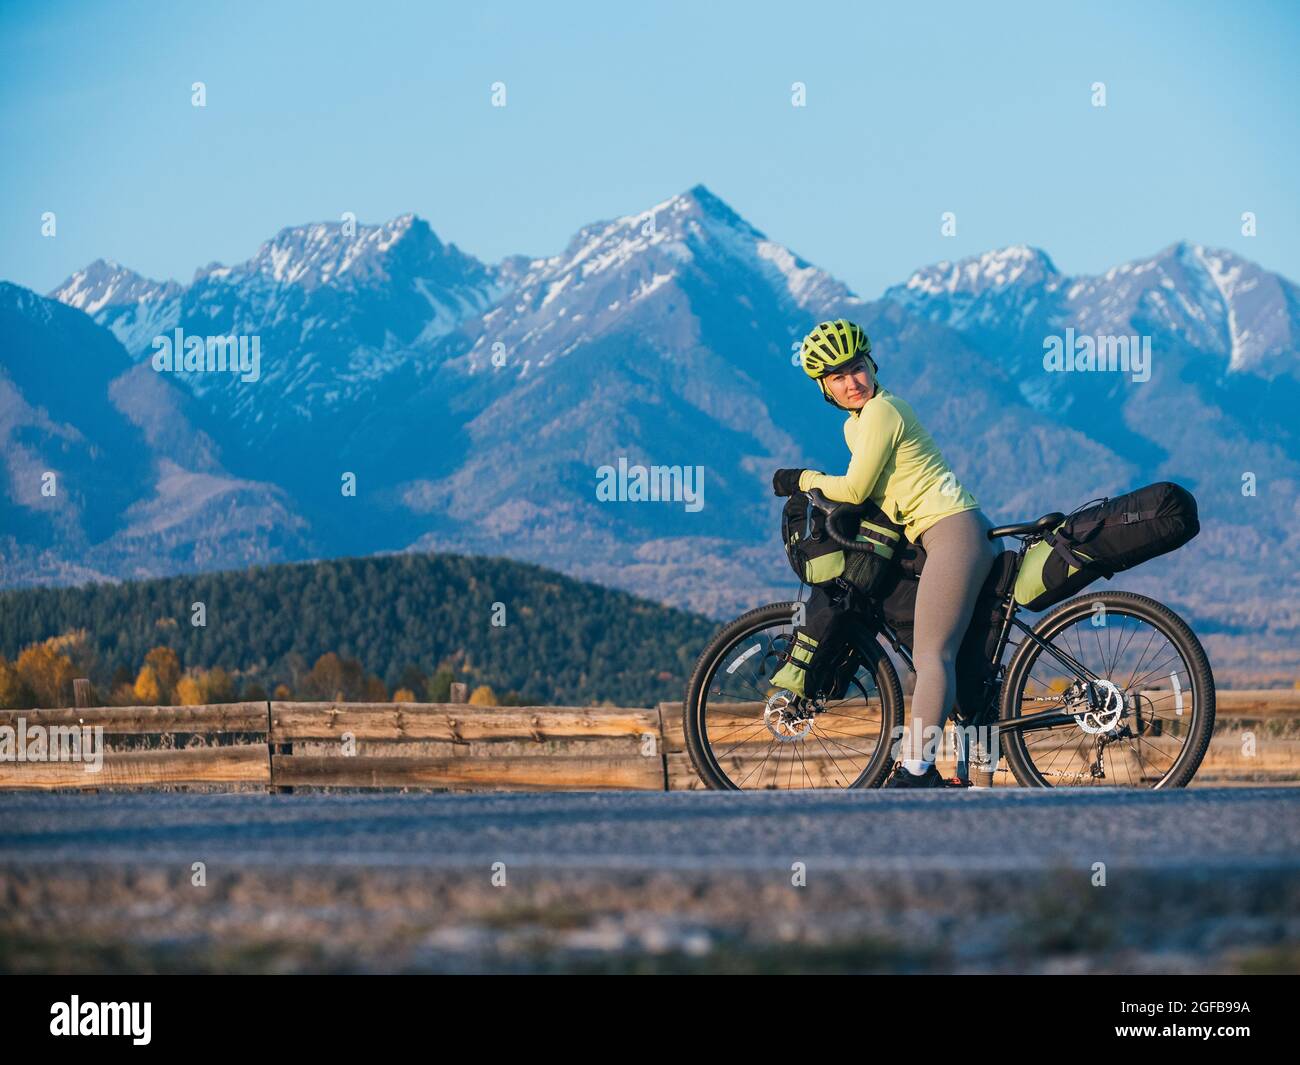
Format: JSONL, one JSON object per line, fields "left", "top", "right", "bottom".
{"left": 1, "top": 787, "right": 1298, "bottom": 872}
{"left": 2, "top": 788, "right": 1298, "bottom": 973}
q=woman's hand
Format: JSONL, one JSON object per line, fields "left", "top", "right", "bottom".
{"left": 771, "top": 468, "right": 807, "bottom": 496}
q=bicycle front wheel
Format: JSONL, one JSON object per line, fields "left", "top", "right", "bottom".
{"left": 683, "top": 601, "right": 903, "bottom": 790}
{"left": 999, "top": 591, "right": 1215, "bottom": 788}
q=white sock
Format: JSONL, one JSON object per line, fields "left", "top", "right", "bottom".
{"left": 903, "top": 759, "right": 933, "bottom": 776}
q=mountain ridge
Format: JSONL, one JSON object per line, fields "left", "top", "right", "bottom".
{"left": 0, "top": 185, "right": 1293, "bottom": 684}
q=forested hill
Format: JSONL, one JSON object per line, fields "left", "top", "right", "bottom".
{"left": 0, "top": 553, "right": 722, "bottom": 708}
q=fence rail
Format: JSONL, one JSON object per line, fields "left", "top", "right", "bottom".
{"left": 0, "top": 689, "right": 1297, "bottom": 792}
{"left": 0, "top": 700, "right": 671, "bottom": 792}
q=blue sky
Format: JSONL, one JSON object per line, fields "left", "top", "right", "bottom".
{"left": 3, "top": 0, "right": 1298, "bottom": 298}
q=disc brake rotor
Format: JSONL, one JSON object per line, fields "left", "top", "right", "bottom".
{"left": 1073, "top": 678, "right": 1126, "bottom": 735}
{"left": 764, "top": 690, "right": 816, "bottom": 741}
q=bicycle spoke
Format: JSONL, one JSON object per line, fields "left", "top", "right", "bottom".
{"left": 1122, "top": 625, "right": 1160, "bottom": 693}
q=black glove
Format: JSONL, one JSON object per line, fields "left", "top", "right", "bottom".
{"left": 772, "top": 468, "right": 807, "bottom": 497}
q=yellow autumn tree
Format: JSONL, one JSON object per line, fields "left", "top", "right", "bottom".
{"left": 143, "top": 647, "right": 181, "bottom": 703}
{"left": 16, "top": 643, "right": 74, "bottom": 708}
{"left": 174, "top": 673, "right": 205, "bottom": 706}
{"left": 43, "top": 630, "right": 96, "bottom": 679}
{"left": 468, "top": 684, "right": 498, "bottom": 706}
{"left": 173, "top": 667, "right": 238, "bottom": 705}
{"left": 0, "top": 656, "right": 32, "bottom": 709}
{"left": 392, "top": 688, "right": 416, "bottom": 703}
{"left": 133, "top": 664, "right": 163, "bottom": 705}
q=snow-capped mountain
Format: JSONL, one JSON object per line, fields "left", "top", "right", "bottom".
{"left": 51, "top": 259, "right": 183, "bottom": 358}
{"left": 879, "top": 237, "right": 1300, "bottom": 663}
{"left": 52, "top": 214, "right": 501, "bottom": 450}
{"left": 13, "top": 186, "right": 1298, "bottom": 672}
{"left": 454, "top": 184, "right": 864, "bottom": 380}
{"left": 887, "top": 240, "right": 1298, "bottom": 385}
{"left": 47, "top": 214, "right": 506, "bottom": 553}
{"left": 1067, "top": 242, "right": 1298, "bottom": 380}
{"left": 883, "top": 239, "right": 1300, "bottom": 454}
{"left": 401, "top": 184, "right": 869, "bottom": 542}
{"left": 0, "top": 283, "right": 309, "bottom": 586}
{"left": 893, "top": 245, "right": 1063, "bottom": 314}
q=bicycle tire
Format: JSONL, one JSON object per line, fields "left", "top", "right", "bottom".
{"left": 683, "top": 600, "right": 904, "bottom": 790}
{"left": 999, "top": 590, "right": 1215, "bottom": 788}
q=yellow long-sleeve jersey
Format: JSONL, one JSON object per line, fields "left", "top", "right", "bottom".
{"left": 797, "top": 386, "right": 979, "bottom": 543}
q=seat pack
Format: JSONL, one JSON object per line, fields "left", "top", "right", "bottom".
{"left": 1012, "top": 481, "right": 1200, "bottom": 612}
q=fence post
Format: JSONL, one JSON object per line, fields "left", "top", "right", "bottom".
{"left": 268, "top": 700, "right": 294, "bottom": 796}
{"left": 72, "top": 679, "right": 98, "bottom": 792}
{"left": 450, "top": 682, "right": 468, "bottom": 704}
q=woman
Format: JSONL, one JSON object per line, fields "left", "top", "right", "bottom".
{"left": 771, "top": 319, "right": 999, "bottom": 789}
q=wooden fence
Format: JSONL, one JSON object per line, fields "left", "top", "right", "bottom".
{"left": 0, "top": 689, "right": 1297, "bottom": 792}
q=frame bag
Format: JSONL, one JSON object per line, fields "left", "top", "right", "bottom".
{"left": 881, "top": 549, "right": 1018, "bottom": 724}
{"left": 1013, "top": 481, "right": 1200, "bottom": 612}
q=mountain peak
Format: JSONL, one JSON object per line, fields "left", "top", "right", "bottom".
{"left": 190, "top": 213, "right": 455, "bottom": 290}
{"left": 678, "top": 183, "right": 754, "bottom": 230}
{"left": 1143, "top": 241, "right": 1294, "bottom": 375}
{"left": 1155, "top": 239, "right": 1249, "bottom": 272}
{"left": 896, "top": 244, "right": 1061, "bottom": 300}
{"left": 502, "top": 184, "right": 856, "bottom": 334}
{"left": 49, "top": 258, "right": 181, "bottom": 313}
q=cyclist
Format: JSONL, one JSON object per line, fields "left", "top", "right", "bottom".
{"left": 771, "top": 319, "right": 999, "bottom": 788}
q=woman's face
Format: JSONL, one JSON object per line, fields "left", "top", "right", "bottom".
{"left": 824, "top": 357, "right": 875, "bottom": 409}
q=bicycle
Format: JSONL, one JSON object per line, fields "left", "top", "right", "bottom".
{"left": 683, "top": 488, "right": 1216, "bottom": 790}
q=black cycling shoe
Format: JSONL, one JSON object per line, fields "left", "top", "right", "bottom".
{"left": 882, "top": 761, "right": 951, "bottom": 788}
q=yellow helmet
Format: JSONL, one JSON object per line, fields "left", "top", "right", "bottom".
{"left": 799, "top": 319, "right": 877, "bottom": 407}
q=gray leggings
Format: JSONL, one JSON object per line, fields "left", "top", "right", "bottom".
{"left": 900, "top": 509, "right": 998, "bottom": 762}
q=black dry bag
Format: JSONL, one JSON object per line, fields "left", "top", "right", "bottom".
{"left": 1013, "top": 481, "right": 1200, "bottom": 612}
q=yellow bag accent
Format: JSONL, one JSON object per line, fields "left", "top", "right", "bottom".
{"left": 805, "top": 550, "right": 846, "bottom": 584}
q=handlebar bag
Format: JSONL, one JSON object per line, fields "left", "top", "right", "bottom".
{"left": 781, "top": 490, "right": 906, "bottom": 598}
{"left": 1013, "top": 481, "right": 1200, "bottom": 612}
{"left": 782, "top": 491, "right": 846, "bottom": 585}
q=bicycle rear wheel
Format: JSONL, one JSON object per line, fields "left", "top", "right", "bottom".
{"left": 999, "top": 591, "right": 1215, "bottom": 788}
{"left": 683, "top": 601, "right": 903, "bottom": 790}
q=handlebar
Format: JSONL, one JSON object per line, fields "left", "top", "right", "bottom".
{"left": 805, "top": 488, "right": 878, "bottom": 553}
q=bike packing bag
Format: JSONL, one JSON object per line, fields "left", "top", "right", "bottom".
{"left": 1013, "top": 481, "right": 1200, "bottom": 612}
{"left": 782, "top": 490, "right": 907, "bottom": 599}
{"left": 782, "top": 491, "right": 844, "bottom": 585}
{"left": 770, "top": 590, "right": 857, "bottom": 699}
